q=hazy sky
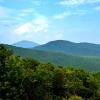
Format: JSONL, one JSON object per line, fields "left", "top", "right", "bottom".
{"left": 0, "top": 0, "right": 100, "bottom": 44}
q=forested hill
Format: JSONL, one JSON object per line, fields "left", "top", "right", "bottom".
{"left": 4, "top": 44, "right": 100, "bottom": 71}
{"left": 34, "top": 40, "right": 100, "bottom": 56}
{"left": 12, "top": 40, "right": 39, "bottom": 48}
{"left": 0, "top": 44, "right": 100, "bottom": 100}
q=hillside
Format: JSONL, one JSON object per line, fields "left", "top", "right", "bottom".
{"left": 35, "top": 40, "right": 100, "bottom": 56}
{"left": 1, "top": 44, "right": 100, "bottom": 100}
{"left": 4, "top": 44, "right": 100, "bottom": 71}
{"left": 12, "top": 40, "right": 39, "bottom": 48}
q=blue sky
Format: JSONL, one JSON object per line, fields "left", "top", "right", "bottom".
{"left": 0, "top": 0, "right": 100, "bottom": 44}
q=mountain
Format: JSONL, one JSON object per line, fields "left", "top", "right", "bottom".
{"left": 4, "top": 44, "right": 100, "bottom": 71}
{"left": 34, "top": 40, "right": 100, "bottom": 56}
{"left": 12, "top": 40, "right": 39, "bottom": 48}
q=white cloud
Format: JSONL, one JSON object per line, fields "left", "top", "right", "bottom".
{"left": 53, "top": 12, "right": 71, "bottom": 19}
{"left": 0, "top": 6, "right": 11, "bottom": 17}
{"left": 58, "top": 0, "right": 100, "bottom": 18}
{"left": 94, "top": 6, "right": 100, "bottom": 11}
{"left": 15, "top": 22, "right": 32, "bottom": 35}
{"left": 14, "top": 15, "right": 49, "bottom": 37}
{"left": 0, "top": 6, "right": 22, "bottom": 23}
{"left": 0, "top": 6, "right": 36, "bottom": 23}
{"left": 45, "top": 33, "right": 64, "bottom": 41}
{"left": 33, "top": 15, "right": 48, "bottom": 32}
{"left": 60, "top": 0, "right": 85, "bottom": 5}
{"left": 21, "top": 8, "right": 34, "bottom": 13}
{"left": 60, "top": 0, "right": 100, "bottom": 5}
{"left": 53, "top": 10, "right": 87, "bottom": 20}
{"left": 31, "top": 0, "right": 41, "bottom": 6}
{"left": 88, "top": 0, "right": 100, "bottom": 3}
{"left": 16, "top": 8, "right": 36, "bottom": 19}
{"left": 74, "top": 9, "right": 88, "bottom": 15}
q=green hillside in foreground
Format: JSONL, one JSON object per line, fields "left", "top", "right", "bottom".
{"left": 35, "top": 40, "right": 100, "bottom": 56}
{"left": 1, "top": 44, "right": 100, "bottom": 100}
{"left": 4, "top": 44, "right": 100, "bottom": 71}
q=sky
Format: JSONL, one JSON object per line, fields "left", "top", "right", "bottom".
{"left": 0, "top": 0, "right": 100, "bottom": 44}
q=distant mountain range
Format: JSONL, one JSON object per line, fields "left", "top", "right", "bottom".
{"left": 35, "top": 40, "right": 100, "bottom": 56}
{"left": 4, "top": 43, "right": 100, "bottom": 71}
{"left": 2, "top": 40, "right": 100, "bottom": 71}
{"left": 12, "top": 40, "right": 39, "bottom": 48}
{"left": 12, "top": 40, "right": 100, "bottom": 56}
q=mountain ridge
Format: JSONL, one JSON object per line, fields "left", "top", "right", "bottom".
{"left": 3, "top": 44, "right": 100, "bottom": 71}
{"left": 12, "top": 40, "right": 39, "bottom": 48}
{"left": 34, "top": 40, "right": 100, "bottom": 56}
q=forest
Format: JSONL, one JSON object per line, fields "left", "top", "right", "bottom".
{"left": 5, "top": 44, "right": 100, "bottom": 71}
{"left": 0, "top": 44, "right": 100, "bottom": 100}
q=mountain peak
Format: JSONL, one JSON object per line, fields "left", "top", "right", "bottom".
{"left": 45, "top": 40, "right": 75, "bottom": 45}
{"left": 12, "top": 40, "right": 39, "bottom": 48}
{"left": 35, "top": 40, "right": 100, "bottom": 56}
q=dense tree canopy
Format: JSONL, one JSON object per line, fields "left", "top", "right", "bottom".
{"left": 0, "top": 44, "right": 100, "bottom": 100}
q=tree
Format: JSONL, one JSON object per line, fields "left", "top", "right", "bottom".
{"left": 0, "top": 55, "right": 23, "bottom": 99}
{"left": 32, "top": 63, "right": 54, "bottom": 100}
{"left": 52, "top": 68, "right": 66, "bottom": 99}
{"left": 0, "top": 44, "right": 12, "bottom": 79}
{"left": 68, "top": 95, "right": 83, "bottom": 100}
{"left": 22, "top": 57, "right": 40, "bottom": 69}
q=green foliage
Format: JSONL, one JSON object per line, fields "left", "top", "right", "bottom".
{"left": 68, "top": 95, "right": 83, "bottom": 100}
{"left": 0, "top": 44, "right": 11, "bottom": 67}
{"left": 52, "top": 68, "right": 66, "bottom": 98}
{"left": 0, "top": 45, "right": 100, "bottom": 100}
{"left": 5, "top": 44, "right": 100, "bottom": 71}
{"left": 0, "top": 44, "right": 13, "bottom": 92}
